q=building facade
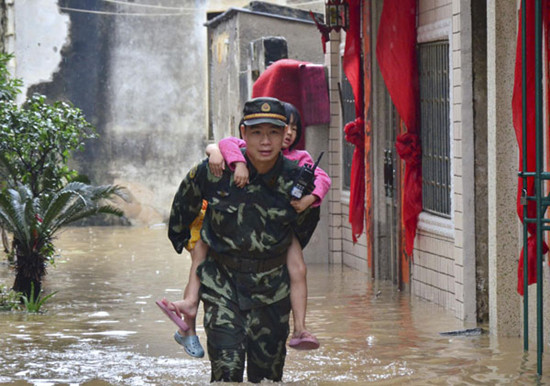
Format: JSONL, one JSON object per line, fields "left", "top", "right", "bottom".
{"left": 326, "top": 0, "right": 547, "bottom": 336}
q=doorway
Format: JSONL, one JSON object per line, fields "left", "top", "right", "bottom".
{"left": 371, "top": 0, "right": 406, "bottom": 290}
{"left": 375, "top": 89, "right": 403, "bottom": 286}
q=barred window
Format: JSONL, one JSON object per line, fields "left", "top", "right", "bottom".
{"left": 341, "top": 70, "right": 355, "bottom": 191}
{"left": 419, "top": 41, "right": 451, "bottom": 217}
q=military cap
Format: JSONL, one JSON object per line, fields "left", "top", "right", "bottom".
{"left": 242, "top": 97, "right": 287, "bottom": 127}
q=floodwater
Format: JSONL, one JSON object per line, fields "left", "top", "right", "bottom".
{"left": 0, "top": 226, "right": 549, "bottom": 385}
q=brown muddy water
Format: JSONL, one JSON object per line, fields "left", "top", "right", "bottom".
{"left": 0, "top": 226, "right": 549, "bottom": 385}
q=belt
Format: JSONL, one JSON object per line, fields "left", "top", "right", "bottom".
{"left": 209, "top": 249, "right": 286, "bottom": 273}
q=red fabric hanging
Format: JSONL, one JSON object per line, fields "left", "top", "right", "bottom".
{"left": 517, "top": 237, "right": 549, "bottom": 295}
{"left": 345, "top": 117, "right": 365, "bottom": 243}
{"left": 343, "top": 0, "right": 365, "bottom": 243}
{"left": 513, "top": 0, "right": 550, "bottom": 295}
{"left": 376, "top": 0, "right": 420, "bottom": 255}
{"left": 343, "top": 0, "right": 363, "bottom": 118}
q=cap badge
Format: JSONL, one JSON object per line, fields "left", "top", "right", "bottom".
{"left": 261, "top": 103, "right": 271, "bottom": 112}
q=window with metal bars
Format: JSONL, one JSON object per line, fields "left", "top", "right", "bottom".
{"left": 419, "top": 41, "right": 451, "bottom": 217}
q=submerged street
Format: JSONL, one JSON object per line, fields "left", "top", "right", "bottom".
{"left": 0, "top": 226, "right": 548, "bottom": 385}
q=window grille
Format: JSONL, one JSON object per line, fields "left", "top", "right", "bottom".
{"left": 419, "top": 41, "right": 451, "bottom": 217}
{"left": 341, "top": 70, "right": 355, "bottom": 191}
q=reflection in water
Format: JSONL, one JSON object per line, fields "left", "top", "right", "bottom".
{"left": 0, "top": 226, "right": 548, "bottom": 385}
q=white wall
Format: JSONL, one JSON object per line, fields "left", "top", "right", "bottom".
{"left": 13, "top": 0, "right": 69, "bottom": 103}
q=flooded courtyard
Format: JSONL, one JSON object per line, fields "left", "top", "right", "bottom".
{"left": 0, "top": 226, "right": 549, "bottom": 385}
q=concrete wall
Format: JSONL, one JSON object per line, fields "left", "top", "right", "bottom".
{"left": 207, "top": 11, "right": 242, "bottom": 141}
{"left": 487, "top": 0, "right": 521, "bottom": 336}
{"left": 13, "top": 0, "right": 69, "bottom": 101}
{"left": 485, "top": 0, "right": 550, "bottom": 341}
{"left": 12, "top": 0, "right": 209, "bottom": 224}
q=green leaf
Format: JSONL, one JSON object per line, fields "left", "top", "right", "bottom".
{"left": 21, "top": 282, "right": 58, "bottom": 313}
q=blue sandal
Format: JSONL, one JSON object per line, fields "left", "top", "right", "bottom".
{"left": 174, "top": 331, "right": 205, "bottom": 358}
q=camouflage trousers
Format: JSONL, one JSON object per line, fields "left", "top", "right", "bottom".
{"left": 201, "top": 288, "right": 291, "bottom": 383}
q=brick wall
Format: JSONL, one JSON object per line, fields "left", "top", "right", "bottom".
{"left": 326, "top": 0, "right": 474, "bottom": 321}
{"left": 326, "top": 32, "right": 369, "bottom": 270}
{"left": 410, "top": 0, "right": 473, "bottom": 320}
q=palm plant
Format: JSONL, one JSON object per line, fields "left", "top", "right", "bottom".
{"left": 0, "top": 182, "right": 126, "bottom": 299}
{"left": 21, "top": 282, "right": 57, "bottom": 313}
{"left": 0, "top": 52, "right": 127, "bottom": 303}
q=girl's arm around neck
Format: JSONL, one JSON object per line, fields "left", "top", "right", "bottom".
{"left": 219, "top": 137, "right": 246, "bottom": 170}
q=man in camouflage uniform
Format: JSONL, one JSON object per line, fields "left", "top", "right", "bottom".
{"left": 168, "top": 97, "right": 320, "bottom": 383}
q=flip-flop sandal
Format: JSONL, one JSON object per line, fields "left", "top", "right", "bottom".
{"left": 155, "top": 299, "right": 190, "bottom": 332}
{"left": 174, "top": 331, "right": 205, "bottom": 358}
{"left": 289, "top": 332, "right": 320, "bottom": 350}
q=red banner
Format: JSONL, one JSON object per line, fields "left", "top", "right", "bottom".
{"left": 343, "top": 0, "right": 365, "bottom": 243}
{"left": 376, "top": 0, "right": 420, "bottom": 255}
{"left": 513, "top": 0, "right": 550, "bottom": 295}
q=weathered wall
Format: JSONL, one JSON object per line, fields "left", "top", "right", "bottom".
{"left": 487, "top": 0, "right": 521, "bottom": 337}
{"left": 207, "top": 12, "right": 242, "bottom": 141}
{"left": 102, "top": 1, "right": 208, "bottom": 224}
{"left": 11, "top": 0, "right": 325, "bottom": 226}
{"left": 14, "top": 0, "right": 69, "bottom": 102}
{"left": 14, "top": 0, "right": 208, "bottom": 224}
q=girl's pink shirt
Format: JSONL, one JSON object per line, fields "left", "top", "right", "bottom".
{"left": 218, "top": 137, "right": 331, "bottom": 206}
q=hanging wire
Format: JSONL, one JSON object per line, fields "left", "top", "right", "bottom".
{"left": 58, "top": 6, "right": 194, "bottom": 16}
{"left": 99, "top": 0, "right": 197, "bottom": 11}
{"left": 60, "top": 0, "right": 199, "bottom": 16}
{"left": 61, "top": 0, "right": 321, "bottom": 16}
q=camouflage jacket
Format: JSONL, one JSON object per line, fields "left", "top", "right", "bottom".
{"left": 168, "top": 152, "right": 320, "bottom": 309}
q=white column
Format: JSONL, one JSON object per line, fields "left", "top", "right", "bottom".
{"left": 326, "top": 30, "right": 344, "bottom": 265}
{"left": 487, "top": 0, "right": 521, "bottom": 336}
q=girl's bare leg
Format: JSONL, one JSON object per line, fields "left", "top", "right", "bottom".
{"left": 287, "top": 235, "right": 310, "bottom": 337}
{"left": 175, "top": 239, "right": 207, "bottom": 336}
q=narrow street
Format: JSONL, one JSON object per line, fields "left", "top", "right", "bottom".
{"left": 1, "top": 226, "right": 547, "bottom": 384}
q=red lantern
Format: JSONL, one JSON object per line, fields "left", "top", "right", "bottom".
{"left": 325, "top": 0, "right": 350, "bottom": 32}
{"left": 309, "top": 0, "right": 349, "bottom": 53}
